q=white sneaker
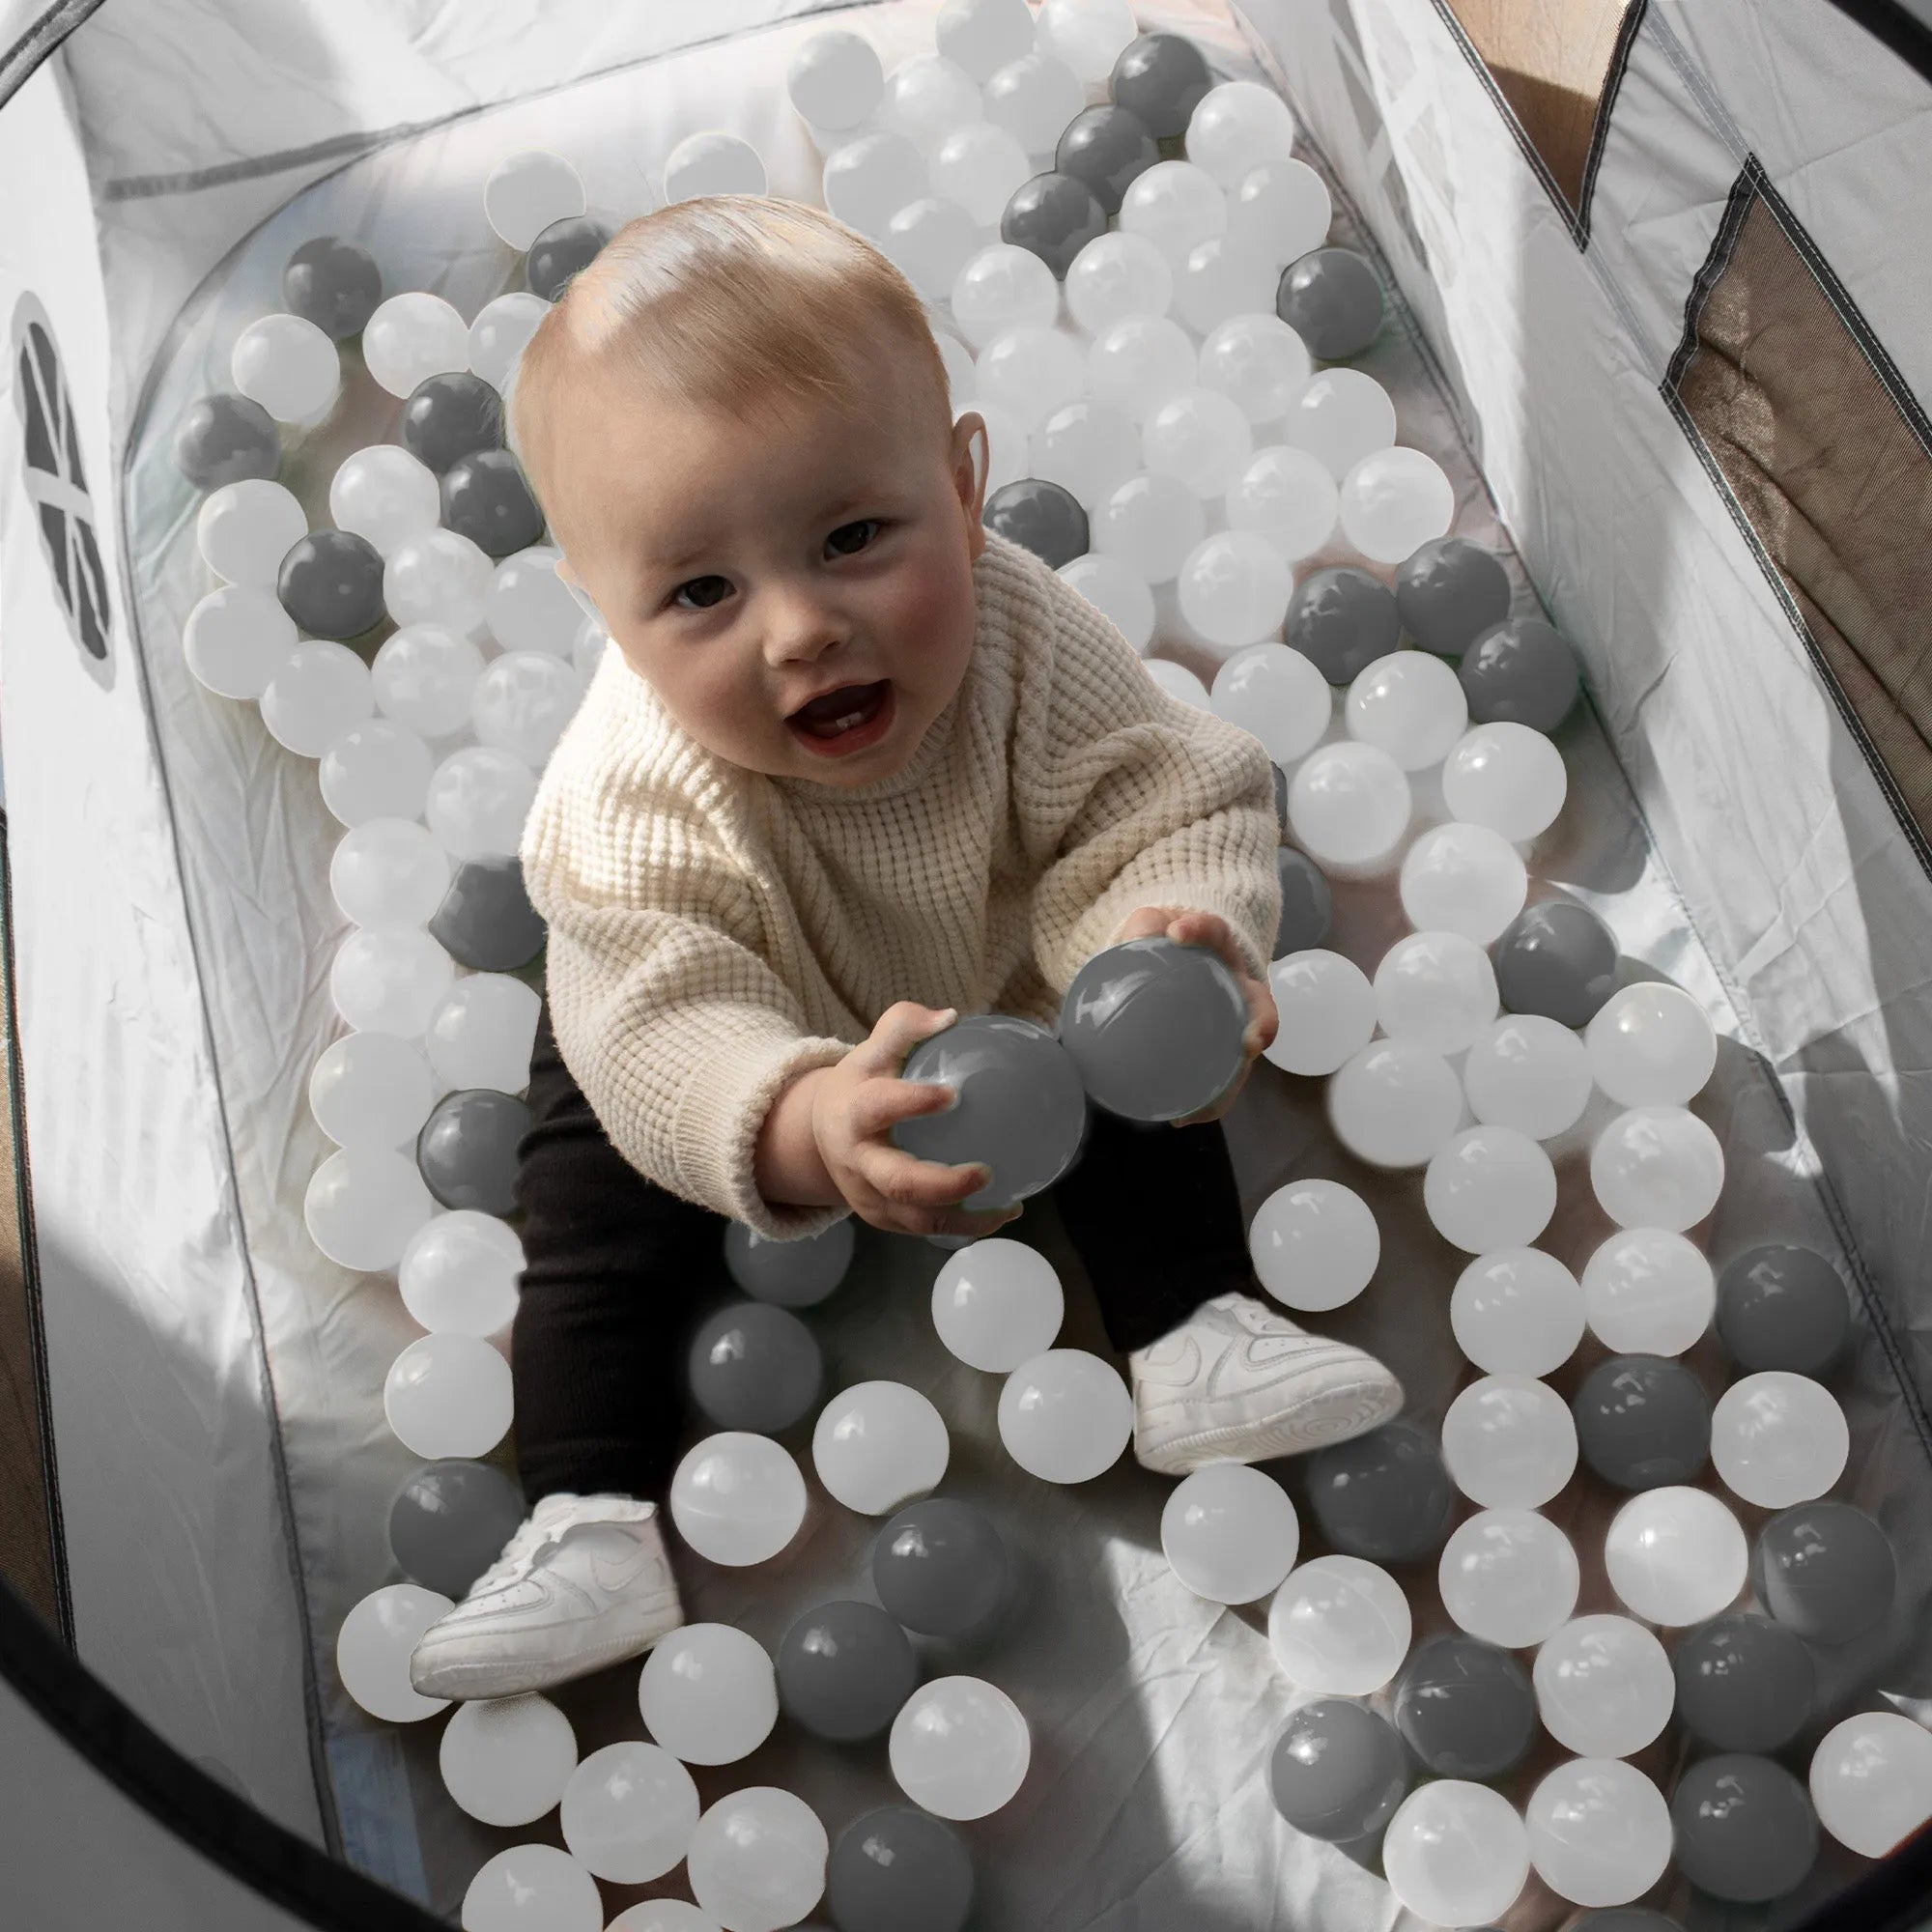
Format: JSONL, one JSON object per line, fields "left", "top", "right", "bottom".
{"left": 408, "top": 1492, "right": 685, "bottom": 1702}
{"left": 1128, "top": 1292, "right": 1404, "bottom": 1477}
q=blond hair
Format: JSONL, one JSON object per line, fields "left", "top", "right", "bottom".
{"left": 505, "top": 194, "right": 955, "bottom": 568}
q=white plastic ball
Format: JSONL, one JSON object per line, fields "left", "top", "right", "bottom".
{"left": 664, "top": 130, "right": 768, "bottom": 201}
{"left": 951, "top": 242, "right": 1060, "bottom": 350}
{"left": 384, "top": 528, "right": 496, "bottom": 639}
{"left": 884, "top": 195, "right": 982, "bottom": 302}
{"left": 1337, "top": 445, "right": 1455, "bottom": 564}
{"left": 198, "top": 478, "right": 306, "bottom": 586}
{"left": 1709, "top": 1371, "right": 1849, "bottom": 1508}
{"left": 183, "top": 583, "right": 298, "bottom": 699}
{"left": 1284, "top": 367, "right": 1397, "bottom": 479}
{"left": 1175, "top": 235, "right": 1280, "bottom": 337}
{"left": 483, "top": 150, "right": 586, "bottom": 251}
{"left": 1161, "top": 1463, "right": 1300, "bottom": 1605}
{"left": 1399, "top": 821, "right": 1528, "bottom": 943}
{"left": 461, "top": 1847, "right": 601, "bottom": 1932}
{"left": 372, "top": 622, "right": 485, "bottom": 738}
{"left": 1059, "top": 553, "right": 1155, "bottom": 649}
{"left": 1185, "top": 81, "right": 1298, "bottom": 189}
{"left": 1144, "top": 658, "right": 1211, "bottom": 709}
{"left": 606, "top": 1904, "right": 727, "bottom": 1932}
{"left": 309, "top": 1030, "right": 437, "bottom": 1153}
{"left": 1451, "top": 1249, "right": 1586, "bottom": 1378}
{"left": 336, "top": 1583, "right": 453, "bottom": 1721}
{"left": 935, "top": 327, "right": 977, "bottom": 409}
{"left": 686, "top": 1787, "right": 828, "bottom": 1932}
{"left": 1036, "top": 0, "right": 1137, "bottom": 82}
{"left": 440, "top": 1692, "right": 577, "bottom": 1828}
{"left": 1250, "top": 1178, "right": 1379, "bottom": 1312}
{"left": 997, "top": 1349, "right": 1132, "bottom": 1483}
{"left": 1809, "top": 1713, "right": 1932, "bottom": 1859}
{"left": 488, "top": 546, "right": 581, "bottom": 656}
{"left": 889, "top": 1677, "right": 1031, "bottom": 1820}
{"left": 638, "top": 1623, "right": 779, "bottom": 1765}
{"left": 930, "top": 121, "right": 1033, "bottom": 227}
{"left": 823, "top": 130, "right": 928, "bottom": 241}
{"left": 1590, "top": 1105, "right": 1726, "bottom": 1232}
{"left": 561, "top": 1740, "right": 699, "bottom": 1884}
{"left": 1346, "top": 648, "right": 1469, "bottom": 770}
{"left": 1198, "top": 316, "right": 1314, "bottom": 427}
{"left": 1328, "top": 1039, "right": 1464, "bottom": 1169}
{"left": 1227, "top": 157, "right": 1332, "bottom": 268}
{"left": 1604, "top": 1486, "right": 1747, "bottom": 1626}
{"left": 1524, "top": 1757, "right": 1672, "bottom": 1908}
{"left": 1289, "top": 741, "right": 1411, "bottom": 869}
{"left": 669, "top": 1434, "right": 808, "bottom": 1567}
{"left": 981, "top": 49, "right": 1084, "bottom": 158}
{"left": 469, "top": 289, "right": 550, "bottom": 394}
{"left": 963, "top": 397, "right": 1029, "bottom": 493}
{"left": 1442, "top": 720, "right": 1569, "bottom": 840}
{"left": 1440, "top": 1373, "right": 1577, "bottom": 1508}
{"left": 1118, "top": 158, "right": 1229, "bottom": 271}
{"left": 932, "top": 1236, "right": 1065, "bottom": 1372}
{"left": 1463, "top": 1013, "right": 1594, "bottom": 1139}
{"left": 471, "top": 650, "right": 583, "bottom": 770}
{"left": 1065, "top": 231, "right": 1174, "bottom": 334}
{"left": 363, "top": 292, "right": 469, "bottom": 400}
{"left": 787, "top": 28, "right": 885, "bottom": 131}
{"left": 399, "top": 1209, "right": 524, "bottom": 1336}
{"left": 1266, "top": 1554, "right": 1411, "bottom": 1695}
{"left": 1438, "top": 1507, "right": 1580, "bottom": 1648}
{"left": 328, "top": 926, "right": 455, "bottom": 1036}
{"left": 1144, "top": 387, "right": 1255, "bottom": 498}
{"left": 329, "top": 443, "right": 441, "bottom": 557}
{"left": 261, "top": 642, "right": 375, "bottom": 758}
{"left": 320, "top": 720, "right": 434, "bottom": 827}
{"left": 1265, "top": 948, "right": 1376, "bottom": 1078}
{"left": 811, "top": 1380, "right": 951, "bottom": 1515}
{"left": 329, "top": 816, "right": 450, "bottom": 929}
{"left": 1210, "top": 642, "right": 1331, "bottom": 764}
{"left": 1424, "top": 1125, "right": 1558, "bottom": 1254}
{"left": 976, "top": 324, "right": 1086, "bottom": 434}
{"left": 1092, "top": 470, "right": 1207, "bottom": 583}
{"left": 384, "top": 1333, "right": 513, "bottom": 1459}
{"left": 1382, "top": 1781, "right": 1529, "bottom": 1929}
{"left": 1086, "top": 313, "right": 1198, "bottom": 424}
{"left": 1176, "top": 531, "right": 1290, "bottom": 646}
{"left": 1580, "top": 1228, "right": 1717, "bottom": 1355}
{"left": 425, "top": 972, "right": 542, "bottom": 1093}
{"left": 1533, "top": 1615, "right": 1677, "bottom": 1758}
{"left": 232, "top": 312, "right": 339, "bottom": 424}
{"left": 1373, "top": 929, "right": 1498, "bottom": 1055}
{"left": 1225, "top": 442, "right": 1338, "bottom": 561}
{"left": 878, "top": 53, "right": 984, "bottom": 158}
{"left": 1586, "top": 981, "right": 1719, "bottom": 1108}
{"left": 425, "top": 746, "right": 538, "bottom": 863}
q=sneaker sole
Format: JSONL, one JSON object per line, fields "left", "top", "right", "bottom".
{"left": 1135, "top": 1371, "right": 1403, "bottom": 1478}
{"left": 411, "top": 1598, "right": 685, "bottom": 1702}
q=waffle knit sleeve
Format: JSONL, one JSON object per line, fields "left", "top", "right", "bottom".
{"left": 1022, "top": 600, "right": 1284, "bottom": 997}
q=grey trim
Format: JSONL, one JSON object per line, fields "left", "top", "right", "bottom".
{"left": 1576, "top": 0, "right": 1650, "bottom": 245}
{"left": 0, "top": 0, "right": 102, "bottom": 113}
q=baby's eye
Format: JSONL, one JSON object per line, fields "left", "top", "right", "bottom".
{"left": 670, "top": 574, "right": 731, "bottom": 612}
{"left": 826, "top": 518, "right": 883, "bottom": 556}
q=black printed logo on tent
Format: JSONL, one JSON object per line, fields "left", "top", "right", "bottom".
{"left": 12, "top": 291, "right": 113, "bottom": 687}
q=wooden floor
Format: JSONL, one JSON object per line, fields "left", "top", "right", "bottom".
{"left": 0, "top": 816, "right": 63, "bottom": 1638}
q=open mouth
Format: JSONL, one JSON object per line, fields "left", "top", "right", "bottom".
{"left": 785, "top": 679, "right": 893, "bottom": 753}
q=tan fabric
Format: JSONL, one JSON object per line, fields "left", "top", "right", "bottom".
{"left": 1676, "top": 187, "right": 1932, "bottom": 848}
{"left": 519, "top": 527, "right": 1283, "bottom": 1241}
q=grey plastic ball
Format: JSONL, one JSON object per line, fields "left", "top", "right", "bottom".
{"left": 1267, "top": 1698, "right": 1408, "bottom": 1841}
{"left": 527, "top": 214, "right": 612, "bottom": 302}
{"left": 1058, "top": 937, "right": 1248, "bottom": 1123}
{"left": 1275, "top": 247, "right": 1384, "bottom": 361}
{"left": 441, "top": 448, "right": 547, "bottom": 558}
{"left": 827, "top": 1805, "right": 974, "bottom": 1932}
{"left": 872, "top": 1497, "right": 1009, "bottom": 1637}
{"left": 1396, "top": 536, "right": 1512, "bottom": 658}
{"left": 1000, "top": 170, "right": 1109, "bottom": 280}
{"left": 1460, "top": 616, "right": 1580, "bottom": 731}
{"left": 1287, "top": 566, "right": 1401, "bottom": 684}
{"left": 276, "top": 528, "right": 387, "bottom": 639}
{"left": 1672, "top": 1610, "right": 1816, "bottom": 1753}
{"left": 778, "top": 1601, "right": 919, "bottom": 1745}
{"left": 893, "top": 1013, "right": 1090, "bottom": 1210}
{"left": 1055, "top": 102, "right": 1160, "bottom": 214}
{"left": 415, "top": 1089, "right": 530, "bottom": 1215}
{"left": 1670, "top": 1753, "right": 1818, "bottom": 1903}
{"left": 1109, "top": 31, "right": 1214, "bottom": 138}
{"left": 1304, "top": 1418, "right": 1455, "bottom": 1565}
{"left": 687, "top": 1300, "right": 824, "bottom": 1435}
{"left": 1391, "top": 1633, "right": 1537, "bottom": 1778}
{"left": 387, "top": 1459, "right": 527, "bottom": 1599}
{"left": 723, "top": 1214, "right": 856, "bottom": 1309}
{"left": 1271, "top": 761, "right": 1289, "bottom": 833}
{"left": 1752, "top": 1500, "right": 1896, "bottom": 1645}
{"left": 401, "top": 371, "right": 503, "bottom": 476}
{"left": 428, "top": 857, "right": 547, "bottom": 972}
{"left": 1275, "top": 846, "right": 1332, "bottom": 956}
{"left": 1716, "top": 1244, "right": 1851, "bottom": 1378}
{"left": 175, "top": 392, "right": 280, "bottom": 491}
{"left": 1492, "top": 898, "right": 1620, "bottom": 1027}
{"left": 1572, "top": 1354, "right": 1712, "bottom": 1491}
{"left": 282, "top": 236, "right": 383, "bottom": 341}
{"left": 983, "top": 477, "right": 1089, "bottom": 567}
{"left": 1573, "top": 1915, "right": 1684, "bottom": 1932}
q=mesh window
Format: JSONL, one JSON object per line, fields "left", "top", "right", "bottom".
{"left": 1667, "top": 161, "right": 1932, "bottom": 865}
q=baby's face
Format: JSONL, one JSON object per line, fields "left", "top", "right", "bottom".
{"left": 556, "top": 343, "right": 987, "bottom": 788}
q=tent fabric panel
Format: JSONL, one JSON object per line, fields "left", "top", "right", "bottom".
{"left": 0, "top": 0, "right": 100, "bottom": 112}
{"left": 0, "top": 57, "right": 324, "bottom": 1844}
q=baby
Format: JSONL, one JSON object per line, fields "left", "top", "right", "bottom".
{"left": 410, "top": 196, "right": 1402, "bottom": 1704}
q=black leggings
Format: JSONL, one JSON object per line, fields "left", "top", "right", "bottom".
{"left": 509, "top": 1000, "right": 1260, "bottom": 1505}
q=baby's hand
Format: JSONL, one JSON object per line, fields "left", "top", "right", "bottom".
{"left": 1103, "top": 907, "right": 1280, "bottom": 1127}
{"left": 810, "top": 1003, "right": 1023, "bottom": 1240}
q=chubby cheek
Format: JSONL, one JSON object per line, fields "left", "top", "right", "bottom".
{"left": 880, "top": 546, "right": 977, "bottom": 691}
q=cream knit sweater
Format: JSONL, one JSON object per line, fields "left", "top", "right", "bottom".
{"left": 517, "top": 526, "right": 1284, "bottom": 1243}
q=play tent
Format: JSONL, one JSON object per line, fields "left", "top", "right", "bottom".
{"left": 2, "top": 0, "right": 1932, "bottom": 1925}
